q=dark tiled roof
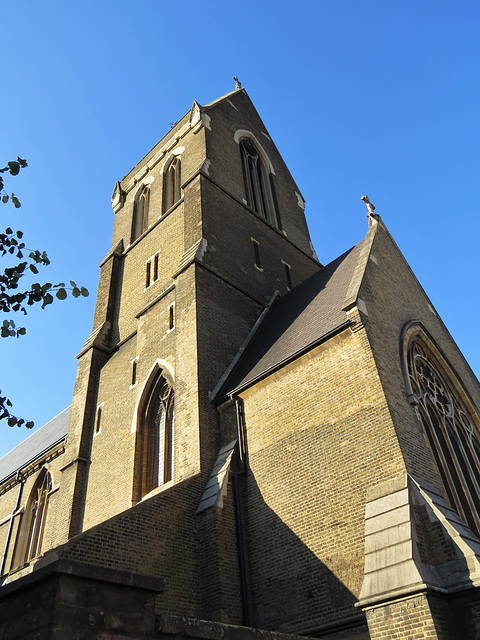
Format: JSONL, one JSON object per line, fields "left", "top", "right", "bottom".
{"left": 214, "top": 242, "right": 363, "bottom": 401}
{"left": 0, "top": 406, "right": 70, "bottom": 483}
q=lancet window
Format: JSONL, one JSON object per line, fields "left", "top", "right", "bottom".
{"left": 132, "top": 185, "right": 150, "bottom": 241}
{"left": 12, "top": 468, "right": 52, "bottom": 568}
{"left": 404, "top": 326, "right": 480, "bottom": 536}
{"left": 163, "top": 156, "right": 182, "bottom": 212}
{"left": 137, "top": 370, "right": 174, "bottom": 499}
{"left": 240, "top": 138, "right": 279, "bottom": 227}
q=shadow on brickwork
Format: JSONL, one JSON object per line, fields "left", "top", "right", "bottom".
{"left": 108, "top": 251, "right": 124, "bottom": 348}
{"left": 240, "top": 473, "right": 368, "bottom": 639}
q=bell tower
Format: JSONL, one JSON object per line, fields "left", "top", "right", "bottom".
{"left": 55, "top": 87, "right": 321, "bottom": 543}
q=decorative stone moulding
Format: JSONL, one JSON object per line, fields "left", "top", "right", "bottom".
{"left": 295, "top": 192, "right": 305, "bottom": 210}
{"left": 114, "top": 101, "right": 210, "bottom": 206}
{"left": 357, "top": 473, "right": 480, "bottom": 609}
{"left": 111, "top": 181, "right": 126, "bottom": 214}
{"left": 134, "top": 166, "right": 148, "bottom": 184}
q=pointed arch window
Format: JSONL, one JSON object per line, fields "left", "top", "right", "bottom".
{"left": 404, "top": 324, "right": 480, "bottom": 536}
{"left": 12, "top": 468, "right": 52, "bottom": 568}
{"left": 240, "top": 138, "right": 279, "bottom": 228}
{"left": 137, "top": 370, "right": 174, "bottom": 499}
{"left": 132, "top": 185, "right": 150, "bottom": 241}
{"left": 163, "top": 156, "right": 182, "bottom": 213}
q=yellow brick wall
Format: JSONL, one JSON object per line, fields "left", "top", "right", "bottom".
{"left": 237, "top": 322, "right": 405, "bottom": 633}
{"left": 359, "top": 221, "right": 480, "bottom": 492}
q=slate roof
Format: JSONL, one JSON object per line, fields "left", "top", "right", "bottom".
{"left": 213, "top": 242, "right": 363, "bottom": 402}
{"left": 0, "top": 406, "right": 70, "bottom": 483}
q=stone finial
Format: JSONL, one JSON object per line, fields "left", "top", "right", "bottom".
{"left": 233, "top": 76, "right": 242, "bottom": 90}
{"left": 361, "top": 196, "right": 380, "bottom": 227}
{"left": 361, "top": 195, "right": 379, "bottom": 226}
{"left": 361, "top": 195, "right": 375, "bottom": 214}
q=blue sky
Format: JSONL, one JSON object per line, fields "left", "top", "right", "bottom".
{"left": 1, "top": 1, "right": 479, "bottom": 457}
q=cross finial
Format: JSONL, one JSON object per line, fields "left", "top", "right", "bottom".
{"left": 233, "top": 76, "right": 242, "bottom": 90}
{"left": 361, "top": 195, "right": 375, "bottom": 213}
{"left": 361, "top": 195, "right": 379, "bottom": 226}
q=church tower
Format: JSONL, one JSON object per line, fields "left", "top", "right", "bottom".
{"left": 1, "top": 86, "right": 480, "bottom": 640}
{"left": 55, "top": 85, "right": 321, "bottom": 546}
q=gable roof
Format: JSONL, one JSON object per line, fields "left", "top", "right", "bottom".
{"left": 203, "top": 88, "right": 240, "bottom": 109}
{"left": 0, "top": 406, "right": 70, "bottom": 483}
{"left": 213, "top": 242, "right": 363, "bottom": 403}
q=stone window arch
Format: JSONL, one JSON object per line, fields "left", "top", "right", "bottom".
{"left": 12, "top": 468, "right": 52, "bottom": 568}
{"left": 134, "top": 363, "right": 174, "bottom": 500}
{"left": 163, "top": 155, "right": 182, "bottom": 213}
{"left": 402, "top": 322, "right": 480, "bottom": 536}
{"left": 132, "top": 183, "right": 150, "bottom": 241}
{"left": 235, "top": 131, "right": 280, "bottom": 229}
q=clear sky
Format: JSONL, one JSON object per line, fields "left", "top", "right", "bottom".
{"left": 1, "top": 1, "right": 479, "bottom": 458}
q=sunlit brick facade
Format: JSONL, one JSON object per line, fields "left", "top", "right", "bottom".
{"left": 0, "top": 88, "right": 479, "bottom": 639}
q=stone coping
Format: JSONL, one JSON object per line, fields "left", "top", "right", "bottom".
{"left": 0, "top": 558, "right": 165, "bottom": 600}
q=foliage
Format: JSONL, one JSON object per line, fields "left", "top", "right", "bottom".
{"left": 0, "top": 159, "right": 88, "bottom": 428}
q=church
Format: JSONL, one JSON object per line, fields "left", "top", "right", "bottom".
{"left": 0, "top": 85, "right": 479, "bottom": 639}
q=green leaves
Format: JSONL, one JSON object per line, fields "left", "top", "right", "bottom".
{"left": 8, "top": 162, "right": 20, "bottom": 176}
{"left": 1, "top": 319, "right": 15, "bottom": 337}
{"left": 0, "top": 388, "right": 33, "bottom": 429}
{"left": 0, "top": 156, "right": 88, "bottom": 430}
{"left": 0, "top": 158, "right": 27, "bottom": 208}
{"left": 56, "top": 288, "right": 67, "bottom": 300}
{"left": 0, "top": 158, "right": 27, "bottom": 176}
{"left": 1, "top": 319, "right": 26, "bottom": 338}
{"left": 42, "top": 293, "right": 53, "bottom": 307}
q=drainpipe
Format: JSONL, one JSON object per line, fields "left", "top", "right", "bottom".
{"left": 230, "top": 394, "right": 251, "bottom": 625}
{"left": 0, "top": 471, "right": 24, "bottom": 575}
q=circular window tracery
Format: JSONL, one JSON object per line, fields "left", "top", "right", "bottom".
{"left": 404, "top": 324, "right": 480, "bottom": 536}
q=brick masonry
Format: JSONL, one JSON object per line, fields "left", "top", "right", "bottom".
{"left": 0, "top": 89, "right": 479, "bottom": 640}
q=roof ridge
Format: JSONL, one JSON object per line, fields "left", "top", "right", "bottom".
{"left": 213, "top": 242, "right": 363, "bottom": 402}
{"left": 202, "top": 88, "right": 244, "bottom": 109}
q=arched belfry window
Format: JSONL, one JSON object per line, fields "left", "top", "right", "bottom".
{"left": 12, "top": 468, "right": 52, "bottom": 568}
{"left": 136, "top": 368, "right": 174, "bottom": 499}
{"left": 132, "top": 184, "right": 150, "bottom": 241}
{"left": 403, "top": 323, "right": 480, "bottom": 536}
{"left": 163, "top": 156, "right": 182, "bottom": 213}
{"left": 240, "top": 138, "right": 280, "bottom": 228}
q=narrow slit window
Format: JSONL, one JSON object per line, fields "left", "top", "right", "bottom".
{"left": 283, "top": 262, "right": 292, "bottom": 290}
{"left": 132, "top": 361, "right": 137, "bottom": 386}
{"left": 146, "top": 261, "right": 151, "bottom": 288}
{"left": 146, "top": 253, "right": 160, "bottom": 288}
{"left": 252, "top": 239, "right": 262, "bottom": 270}
{"left": 95, "top": 406, "right": 102, "bottom": 434}
{"left": 168, "top": 304, "right": 175, "bottom": 331}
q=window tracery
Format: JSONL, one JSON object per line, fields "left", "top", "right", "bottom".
{"left": 12, "top": 468, "right": 52, "bottom": 568}
{"left": 132, "top": 184, "right": 150, "bottom": 241}
{"left": 404, "top": 326, "right": 480, "bottom": 536}
{"left": 163, "top": 156, "right": 182, "bottom": 212}
{"left": 138, "top": 370, "right": 174, "bottom": 499}
{"left": 240, "top": 138, "right": 279, "bottom": 228}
